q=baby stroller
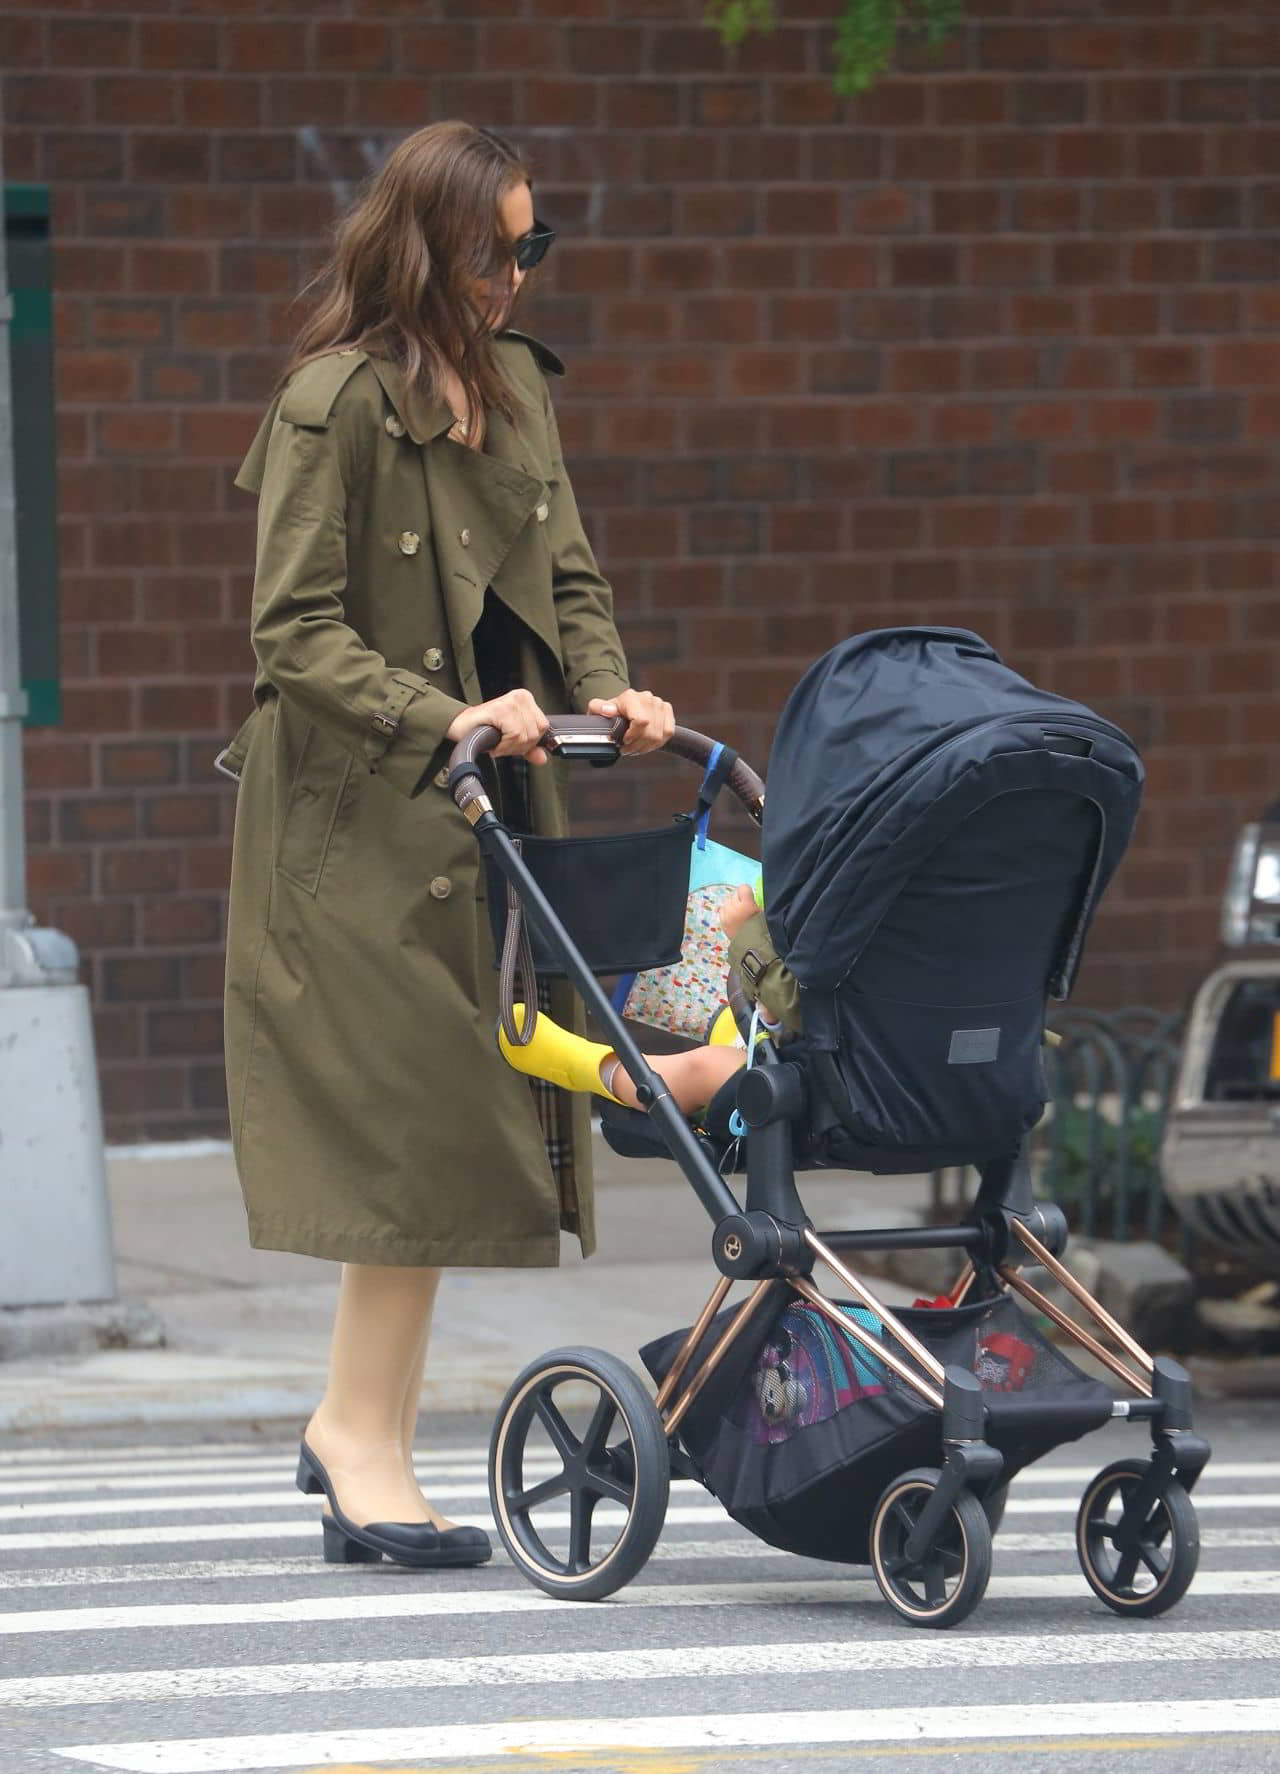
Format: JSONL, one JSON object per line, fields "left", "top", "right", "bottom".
{"left": 450, "top": 627, "right": 1210, "bottom": 1629}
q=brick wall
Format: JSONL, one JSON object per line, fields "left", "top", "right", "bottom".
{"left": 3, "top": 1, "right": 1278, "bottom": 1140}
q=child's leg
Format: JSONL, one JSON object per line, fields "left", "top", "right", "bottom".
{"left": 498, "top": 1004, "right": 745, "bottom": 1117}
{"left": 603, "top": 1043, "right": 745, "bottom": 1117}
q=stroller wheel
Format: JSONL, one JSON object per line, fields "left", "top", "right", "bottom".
{"left": 870, "top": 1466, "right": 993, "bottom": 1629}
{"left": 982, "top": 1483, "right": 1009, "bottom": 1536}
{"left": 488, "top": 1346, "right": 670, "bottom": 1602}
{"left": 1076, "top": 1459, "right": 1199, "bottom": 1618}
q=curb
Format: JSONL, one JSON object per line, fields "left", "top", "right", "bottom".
{"left": 0, "top": 1355, "right": 527, "bottom": 1434}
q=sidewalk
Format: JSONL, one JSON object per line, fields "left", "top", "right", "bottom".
{"left": 0, "top": 1137, "right": 926, "bottom": 1434}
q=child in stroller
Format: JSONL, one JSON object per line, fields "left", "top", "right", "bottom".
{"left": 499, "top": 882, "right": 798, "bottom": 1120}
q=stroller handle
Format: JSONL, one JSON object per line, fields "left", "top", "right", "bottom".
{"left": 448, "top": 719, "right": 765, "bottom": 823}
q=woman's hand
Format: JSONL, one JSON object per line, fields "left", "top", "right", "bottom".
{"left": 719, "top": 885, "right": 758, "bottom": 941}
{"left": 446, "top": 689, "right": 551, "bottom": 765}
{"left": 587, "top": 689, "right": 675, "bottom": 756}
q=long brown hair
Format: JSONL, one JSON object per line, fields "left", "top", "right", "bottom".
{"left": 279, "top": 121, "right": 535, "bottom": 444}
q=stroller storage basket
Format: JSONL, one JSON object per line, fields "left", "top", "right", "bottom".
{"left": 641, "top": 1289, "right": 1113, "bottom": 1566}
{"left": 484, "top": 815, "right": 694, "bottom": 978}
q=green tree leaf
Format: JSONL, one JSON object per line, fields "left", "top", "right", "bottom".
{"left": 705, "top": 0, "right": 965, "bottom": 97}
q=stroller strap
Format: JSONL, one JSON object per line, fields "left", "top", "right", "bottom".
{"left": 498, "top": 837, "right": 540, "bottom": 1046}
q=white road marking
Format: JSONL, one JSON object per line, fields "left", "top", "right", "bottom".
{"left": 8, "top": 1569, "right": 1280, "bottom": 1636}
{"left": 7, "top": 1526, "right": 1280, "bottom": 1591}
{"left": 0, "top": 1435, "right": 1267, "bottom": 1481}
{"left": 51, "top": 1697, "right": 1280, "bottom": 1770}
{"left": 0, "top": 1467, "right": 556, "bottom": 1501}
{"left": 3, "top": 1486, "right": 1277, "bottom": 1525}
{"left": 5, "top": 1627, "right": 1279, "bottom": 1711}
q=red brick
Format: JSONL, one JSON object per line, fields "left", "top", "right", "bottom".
{"left": 56, "top": 351, "right": 135, "bottom": 403}
{"left": 1089, "top": 398, "right": 1160, "bottom": 443}
{"left": 890, "top": 133, "right": 975, "bottom": 183}
{"left": 1132, "top": 343, "right": 1201, "bottom": 387}
{"left": 1129, "top": 238, "right": 1201, "bottom": 283}
{"left": 931, "top": 402, "right": 999, "bottom": 446}
{"left": 852, "top": 187, "right": 918, "bottom": 233}
{"left": 97, "top": 410, "right": 178, "bottom": 455}
{"left": 1014, "top": 188, "right": 1084, "bottom": 234}
{"left": 809, "top": 243, "right": 878, "bottom": 289}
{"left": 1091, "top": 185, "right": 1162, "bottom": 233}
{"left": 891, "top": 243, "right": 960, "bottom": 288}
{"left": 887, "top": 348, "right": 966, "bottom": 396}
{"left": 846, "top": 402, "right": 921, "bottom": 449}
{"left": 763, "top": 188, "right": 840, "bottom": 236}
{"left": 132, "top": 245, "right": 216, "bottom": 295}
{"left": 1211, "top": 238, "right": 1280, "bottom": 282}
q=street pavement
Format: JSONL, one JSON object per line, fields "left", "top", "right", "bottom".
{"left": 3, "top": 1140, "right": 1279, "bottom": 1770}
{"left": 0, "top": 1138, "right": 933, "bottom": 1434}
{"left": 2, "top": 1406, "right": 1279, "bottom": 1772}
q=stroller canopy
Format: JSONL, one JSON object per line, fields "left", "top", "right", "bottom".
{"left": 762, "top": 628, "right": 1144, "bottom": 1003}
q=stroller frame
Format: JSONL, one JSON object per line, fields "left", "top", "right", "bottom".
{"left": 451, "top": 717, "right": 1210, "bottom": 1628}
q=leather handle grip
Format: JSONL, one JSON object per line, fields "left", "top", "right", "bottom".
{"left": 448, "top": 714, "right": 629, "bottom": 775}
{"left": 448, "top": 719, "right": 766, "bottom": 824}
{"left": 669, "top": 726, "right": 766, "bottom": 823}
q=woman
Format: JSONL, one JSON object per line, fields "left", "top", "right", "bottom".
{"left": 220, "top": 121, "right": 674, "bottom": 1569}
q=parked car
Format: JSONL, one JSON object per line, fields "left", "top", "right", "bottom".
{"left": 1162, "top": 804, "right": 1280, "bottom": 1268}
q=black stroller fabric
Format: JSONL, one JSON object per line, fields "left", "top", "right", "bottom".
{"left": 761, "top": 628, "right": 1144, "bottom": 1173}
{"left": 641, "top": 1288, "right": 1113, "bottom": 1565}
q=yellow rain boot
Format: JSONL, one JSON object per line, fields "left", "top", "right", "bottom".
{"left": 497, "top": 1006, "right": 625, "bottom": 1104}
{"left": 707, "top": 1005, "right": 743, "bottom": 1048}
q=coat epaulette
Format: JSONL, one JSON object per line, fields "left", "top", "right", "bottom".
{"left": 495, "top": 328, "right": 566, "bottom": 377}
{"left": 279, "top": 349, "right": 370, "bottom": 428}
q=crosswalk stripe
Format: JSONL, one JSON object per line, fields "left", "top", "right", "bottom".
{"left": 5, "top": 1458, "right": 1277, "bottom": 1501}
{"left": 9, "top": 1569, "right": 1280, "bottom": 1636}
{"left": 50, "top": 1697, "right": 1280, "bottom": 1770}
{"left": 2, "top": 1485, "right": 1275, "bottom": 1525}
{"left": 5, "top": 1486, "right": 1277, "bottom": 1553}
{"left": 6, "top": 1523, "right": 1280, "bottom": 1592}
{"left": 6, "top": 1626, "right": 1278, "bottom": 1712}
{"left": 0, "top": 1467, "right": 557, "bottom": 1502}
{"left": 1, "top": 1435, "right": 1268, "bottom": 1483}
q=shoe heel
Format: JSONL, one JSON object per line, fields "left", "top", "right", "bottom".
{"left": 322, "top": 1513, "right": 382, "bottom": 1565}
{"left": 296, "top": 1451, "right": 325, "bottom": 1495}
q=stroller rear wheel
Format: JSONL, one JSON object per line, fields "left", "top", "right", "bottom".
{"left": 1076, "top": 1458, "right": 1199, "bottom": 1618}
{"left": 870, "top": 1466, "right": 993, "bottom": 1629}
{"left": 488, "top": 1346, "right": 670, "bottom": 1602}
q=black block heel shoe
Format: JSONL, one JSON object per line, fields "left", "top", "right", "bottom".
{"left": 295, "top": 1438, "right": 492, "bottom": 1569}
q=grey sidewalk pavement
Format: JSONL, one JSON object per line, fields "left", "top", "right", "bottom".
{"left": 0, "top": 1135, "right": 927, "bottom": 1434}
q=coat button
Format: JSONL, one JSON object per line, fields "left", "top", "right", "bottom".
{"left": 422, "top": 647, "right": 444, "bottom": 671}
{"left": 398, "top": 530, "right": 420, "bottom": 555}
{"left": 535, "top": 502, "right": 549, "bottom": 523}
{"left": 385, "top": 414, "right": 406, "bottom": 438}
{"left": 429, "top": 876, "right": 452, "bottom": 900}
{"left": 459, "top": 528, "right": 471, "bottom": 547}
{"left": 433, "top": 766, "right": 450, "bottom": 789}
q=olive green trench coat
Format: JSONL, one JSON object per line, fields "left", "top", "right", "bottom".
{"left": 221, "top": 331, "right": 630, "bottom": 1266}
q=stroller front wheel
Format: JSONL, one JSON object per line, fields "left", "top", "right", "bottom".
{"left": 870, "top": 1466, "right": 993, "bottom": 1629}
{"left": 1076, "top": 1458, "right": 1200, "bottom": 1618}
{"left": 488, "top": 1346, "right": 670, "bottom": 1602}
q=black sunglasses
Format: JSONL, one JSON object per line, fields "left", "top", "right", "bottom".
{"left": 513, "top": 218, "right": 556, "bottom": 272}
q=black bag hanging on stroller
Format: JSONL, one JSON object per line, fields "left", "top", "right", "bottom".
{"left": 760, "top": 626, "right": 1145, "bottom": 1175}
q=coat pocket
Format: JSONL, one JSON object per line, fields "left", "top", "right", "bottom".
{"left": 276, "top": 721, "right": 356, "bottom": 896}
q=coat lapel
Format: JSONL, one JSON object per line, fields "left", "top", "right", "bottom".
{"left": 367, "top": 356, "right": 559, "bottom": 673}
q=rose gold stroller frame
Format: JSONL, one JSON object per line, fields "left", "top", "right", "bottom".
{"left": 452, "top": 714, "right": 1211, "bottom": 1612}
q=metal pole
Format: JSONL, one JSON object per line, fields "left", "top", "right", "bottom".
{"left": 0, "top": 117, "right": 27, "bottom": 935}
{"left": 0, "top": 116, "right": 116, "bottom": 1308}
